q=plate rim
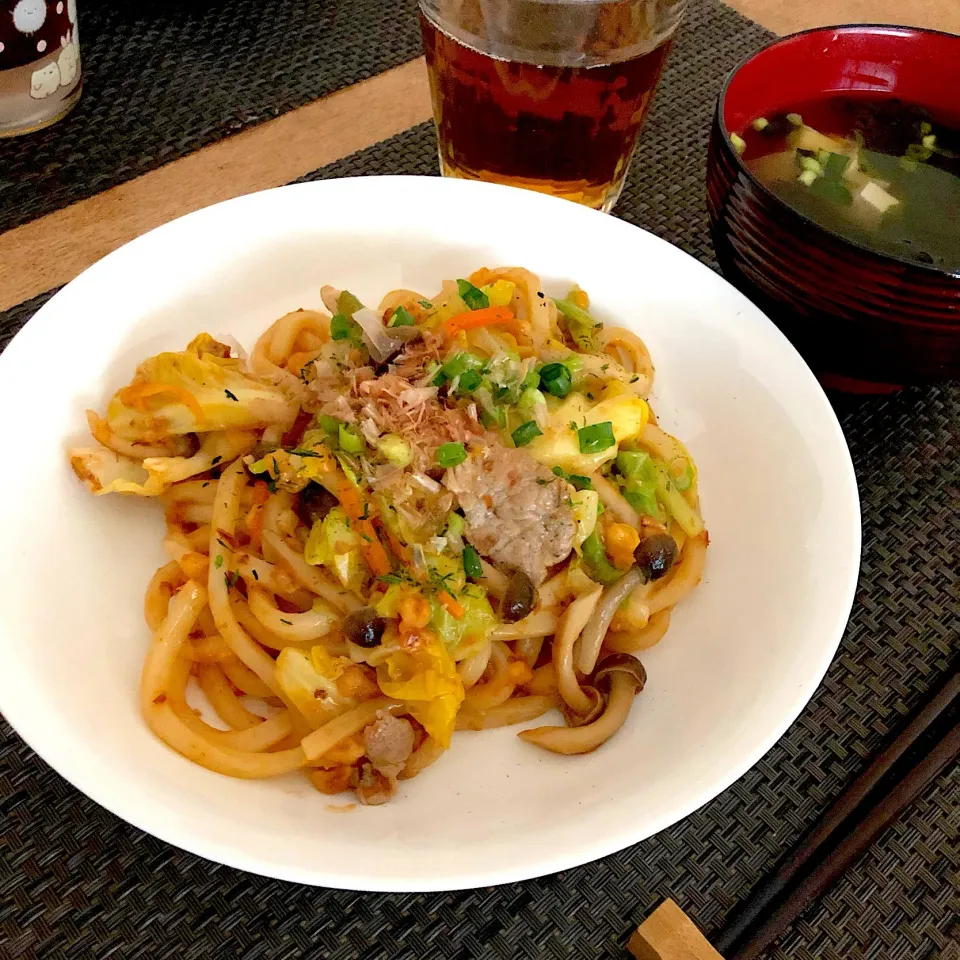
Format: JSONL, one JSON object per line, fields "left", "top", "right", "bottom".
{"left": 0, "top": 175, "right": 862, "bottom": 891}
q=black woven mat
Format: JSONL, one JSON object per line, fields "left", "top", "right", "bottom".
{"left": 2, "top": 2, "right": 958, "bottom": 959}
{"left": 0, "top": 0, "right": 422, "bottom": 233}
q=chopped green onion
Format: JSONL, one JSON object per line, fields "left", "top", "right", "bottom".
{"left": 797, "top": 169, "right": 818, "bottom": 187}
{"left": 922, "top": 134, "right": 936, "bottom": 150}
{"left": 389, "top": 306, "right": 416, "bottom": 327}
{"left": 581, "top": 533, "right": 622, "bottom": 585}
{"left": 810, "top": 177, "right": 852, "bottom": 205}
{"left": 521, "top": 369, "right": 540, "bottom": 391}
{"left": 338, "top": 424, "right": 364, "bottom": 454}
{"left": 462, "top": 545, "right": 483, "bottom": 579}
{"left": 751, "top": 117, "right": 769, "bottom": 131}
{"left": 616, "top": 449, "right": 652, "bottom": 480}
{"left": 436, "top": 442, "right": 468, "bottom": 468}
{"left": 318, "top": 414, "right": 341, "bottom": 435}
{"left": 419, "top": 299, "right": 433, "bottom": 309}
{"left": 539, "top": 362, "right": 572, "bottom": 398}
{"left": 786, "top": 112, "right": 803, "bottom": 126}
{"left": 434, "top": 352, "right": 485, "bottom": 386}
{"left": 479, "top": 406, "right": 506, "bottom": 429}
{"left": 920, "top": 121, "right": 932, "bottom": 136}
{"left": 577, "top": 421, "right": 615, "bottom": 455}
{"left": 798, "top": 155, "right": 822, "bottom": 174}
{"left": 330, "top": 313, "right": 362, "bottom": 342}
{"left": 337, "top": 291, "right": 364, "bottom": 316}
{"left": 457, "top": 369, "right": 483, "bottom": 393}
{"left": 553, "top": 297, "right": 597, "bottom": 351}
{"left": 474, "top": 386, "right": 505, "bottom": 428}
{"left": 511, "top": 421, "right": 542, "bottom": 447}
{"left": 456, "top": 279, "right": 489, "bottom": 310}
{"left": 518, "top": 386, "right": 547, "bottom": 422}
{"left": 552, "top": 465, "right": 593, "bottom": 490}
{"left": 730, "top": 132, "right": 746, "bottom": 155}
{"left": 821, "top": 152, "right": 850, "bottom": 180}
{"left": 446, "top": 512, "right": 465, "bottom": 538}
{"left": 330, "top": 313, "right": 352, "bottom": 340}
{"left": 653, "top": 463, "right": 704, "bottom": 537}
{"left": 623, "top": 480, "right": 660, "bottom": 519}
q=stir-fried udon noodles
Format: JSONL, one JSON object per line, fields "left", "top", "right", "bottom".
{"left": 69, "top": 267, "right": 707, "bottom": 805}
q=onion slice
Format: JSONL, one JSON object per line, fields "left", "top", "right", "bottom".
{"left": 352, "top": 307, "right": 422, "bottom": 364}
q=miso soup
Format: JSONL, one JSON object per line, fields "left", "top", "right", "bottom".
{"left": 735, "top": 96, "right": 960, "bottom": 272}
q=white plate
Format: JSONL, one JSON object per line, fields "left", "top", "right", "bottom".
{"left": 0, "top": 176, "right": 860, "bottom": 891}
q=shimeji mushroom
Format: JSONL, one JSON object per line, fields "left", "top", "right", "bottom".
{"left": 519, "top": 653, "right": 647, "bottom": 755}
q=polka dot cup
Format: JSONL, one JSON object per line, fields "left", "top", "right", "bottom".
{"left": 1, "top": 0, "right": 81, "bottom": 136}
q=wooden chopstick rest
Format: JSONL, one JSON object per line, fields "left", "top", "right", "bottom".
{"left": 629, "top": 900, "right": 725, "bottom": 960}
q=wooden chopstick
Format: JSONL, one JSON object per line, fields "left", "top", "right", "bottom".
{"left": 713, "top": 661, "right": 960, "bottom": 960}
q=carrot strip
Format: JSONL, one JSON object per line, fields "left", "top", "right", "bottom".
{"left": 380, "top": 522, "right": 412, "bottom": 564}
{"left": 335, "top": 480, "right": 391, "bottom": 577}
{"left": 438, "top": 590, "right": 464, "bottom": 619}
{"left": 244, "top": 481, "right": 270, "bottom": 548}
{"left": 443, "top": 306, "right": 514, "bottom": 337}
{"left": 119, "top": 382, "right": 206, "bottom": 426}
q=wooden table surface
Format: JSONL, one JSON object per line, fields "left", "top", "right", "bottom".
{"left": 1, "top": 1, "right": 957, "bottom": 314}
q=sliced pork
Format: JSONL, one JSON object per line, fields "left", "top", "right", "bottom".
{"left": 444, "top": 444, "right": 576, "bottom": 584}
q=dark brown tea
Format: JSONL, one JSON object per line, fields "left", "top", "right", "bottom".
{"left": 421, "top": 11, "right": 672, "bottom": 211}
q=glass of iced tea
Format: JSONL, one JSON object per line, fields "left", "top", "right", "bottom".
{"left": 420, "top": 0, "right": 686, "bottom": 211}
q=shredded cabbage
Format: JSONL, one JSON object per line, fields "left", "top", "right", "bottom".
{"left": 106, "top": 342, "right": 296, "bottom": 441}
{"left": 430, "top": 586, "right": 496, "bottom": 652}
{"left": 304, "top": 506, "right": 367, "bottom": 590}
{"left": 528, "top": 394, "right": 648, "bottom": 474}
{"left": 275, "top": 647, "right": 357, "bottom": 729}
{"left": 377, "top": 636, "right": 464, "bottom": 747}
{"left": 68, "top": 447, "right": 161, "bottom": 496}
{"left": 570, "top": 489, "right": 600, "bottom": 553}
{"left": 248, "top": 443, "right": 337, "bottom": 493}
{"left": 144, "top": 429, "right": 258, "bottom": 489}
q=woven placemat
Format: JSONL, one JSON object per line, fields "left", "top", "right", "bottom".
{"left": 0, "top": 0, "right": 422, "bottom": 233}
{"left": 2, "top": 2, "right": 958, "bottom": 959}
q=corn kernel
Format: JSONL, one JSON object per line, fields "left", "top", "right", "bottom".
{"left": 179, "top": 552, "right": 209, "bottom": 581}
{"left": 570, "top": 288, "right": 590, "bottom": 309}
{"left": 606, "top": 522, "right": 641, "bottom": 570}
{"left": 316, "top": 733, "right": 365, "bottom": 768}
{"left": 308, "top": 765, "right": 353, "bottom": 794}
{"left": 507, "top": 660, "right": 535, "bottom": 686}
{"left": 335, "top": 664, "right": 380, "bottom": 701}
{"left": 398, "top": 594, "right": 432, "bottom": 629}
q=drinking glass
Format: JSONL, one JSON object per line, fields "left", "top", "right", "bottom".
{"left": 420, "top": 0, "right": 686, "bottom": 212}
{"left": 0, "top": 0, "right": 82, "bottom": 137}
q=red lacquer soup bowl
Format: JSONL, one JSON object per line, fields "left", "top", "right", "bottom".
{"left": 707, "top": 25, "right": 960, "bottom": 390}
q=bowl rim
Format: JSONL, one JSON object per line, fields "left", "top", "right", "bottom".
{"left": 715, "top": 22, "right": 960, "bottom": 282}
